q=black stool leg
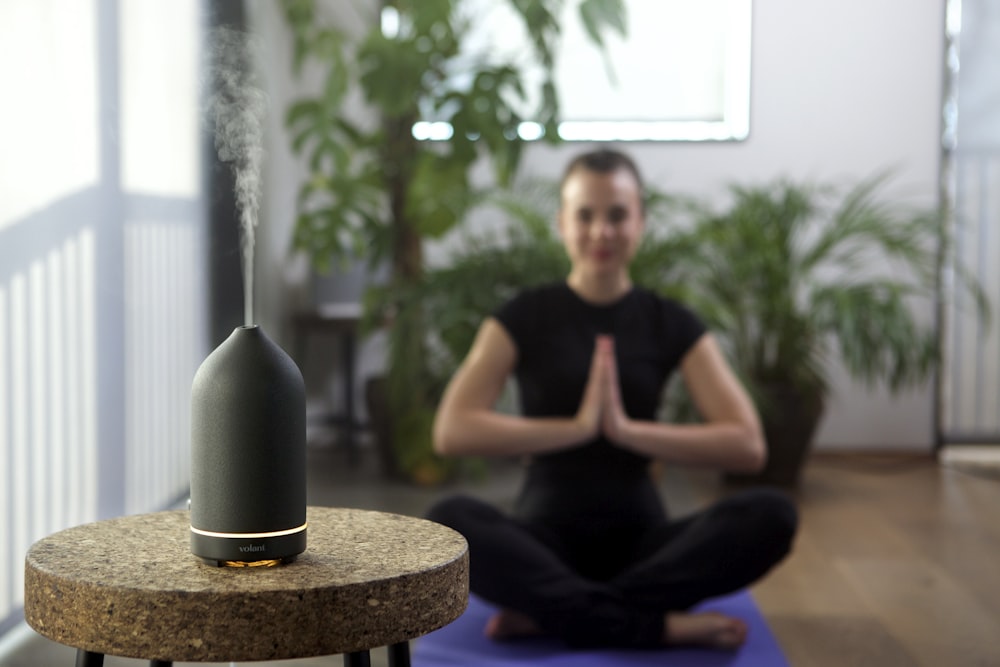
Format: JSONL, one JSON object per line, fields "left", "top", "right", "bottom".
{"left": 150, "top": 661, "right": 173, "bottom": 667}
{"left": 388, "top": 641, "right": 411, "bottom": 667}
{"left": 75, "top": 650, "right": 104, "bottom": 667}
{"left": 344, "top": 650, "right": 371, "bottom": 667}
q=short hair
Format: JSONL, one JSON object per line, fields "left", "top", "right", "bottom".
{"left": 559, "top": 149, "right": 646, "bottom": 210}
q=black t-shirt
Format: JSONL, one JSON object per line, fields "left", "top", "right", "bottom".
{"left": 494, "top": 283, "right": 706, "bottom": 532}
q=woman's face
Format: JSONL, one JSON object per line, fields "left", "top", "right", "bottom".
{"left": 558, "top": 166, "right": 645, "bottom": 277}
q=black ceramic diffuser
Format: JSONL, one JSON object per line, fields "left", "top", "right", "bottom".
{"left": 189, "top": 325, "right": 307, "bottom": 566}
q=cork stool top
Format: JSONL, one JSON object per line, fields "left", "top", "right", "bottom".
{"left": 24, "top": 506, "right": 469, "bottom": 663}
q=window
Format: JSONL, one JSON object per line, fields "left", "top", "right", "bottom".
{"left": 407, "top": 0, "right": 753, "bottom": 142}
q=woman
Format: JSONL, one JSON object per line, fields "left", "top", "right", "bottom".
{"left": 427, "top": 149, "right": 797, "bottom": 650}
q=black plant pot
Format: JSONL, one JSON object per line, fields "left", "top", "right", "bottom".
{"left": 726, "top": 384, "right": 825, "bottom": 488}
{"left": 363, "top": 376, "right": 455, "bottom": 485}
{"left": 364, "top": 376, "right": 401, "bottom": 480}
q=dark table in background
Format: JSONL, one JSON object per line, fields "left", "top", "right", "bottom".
{"left": 292, "top": 303, "right": 364, "bottom": 462}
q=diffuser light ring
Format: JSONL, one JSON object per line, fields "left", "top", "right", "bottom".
{"left": 189, "top": 523, "right": 308, "bottom": 540}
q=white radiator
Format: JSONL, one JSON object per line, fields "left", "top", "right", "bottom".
{"left": 942, "top": 152, "right": 1000, "bottom": 440}
{"left": 0, "top": 220, "right": 205, "bottom": 626}
{"left": 124, "top": 222, "right": 203, "bottom": 515}
{"left": 0, "top": 228, "right": 98, "bottom": 625}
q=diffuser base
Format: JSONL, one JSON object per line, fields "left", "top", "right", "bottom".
{"left": 190, "top": 527, "right": 307, "bottom": 565}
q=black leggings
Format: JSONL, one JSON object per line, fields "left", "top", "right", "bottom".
{"left": 426, "top": 488, "right": 797, "bottom": 649}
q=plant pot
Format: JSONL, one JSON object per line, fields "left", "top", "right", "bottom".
{"left": 364, "top": 376, "right": 401, "bottom": 480}
{"left": 726, "top": 384, "right": 825, "bottom": 488}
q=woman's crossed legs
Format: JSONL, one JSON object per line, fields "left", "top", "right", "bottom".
{"left": 426, "top": 488, "right": 796, "bottom": 649}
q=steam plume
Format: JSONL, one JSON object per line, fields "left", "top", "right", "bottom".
{"left": 206, "top": 26, "right": 267, "bottom": 327}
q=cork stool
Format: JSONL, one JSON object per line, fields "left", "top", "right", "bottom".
{"left": 24, "top": 507, "right": 469, "bottom": 667}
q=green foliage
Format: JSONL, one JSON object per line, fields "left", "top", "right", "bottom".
{"left": 659, "top": 172, "right": 989, "bottom": 419}
{"left": 281, "top": 0, "right": 625, "bottom": 275}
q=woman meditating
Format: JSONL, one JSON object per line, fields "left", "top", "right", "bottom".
{"left": 426, "top": 149, "right": 797, "bottom": 650}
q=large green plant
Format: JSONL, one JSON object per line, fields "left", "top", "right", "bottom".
{"left": 282, "top": 0, "right": 624, "bottom": 274}
{"left": 667, "top": 174, "right": 972, "bottom": 395}
{"left": 280, "top": 0, "right": 626, "bottom": 479}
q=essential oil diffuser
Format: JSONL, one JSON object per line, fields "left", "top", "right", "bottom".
{"left": 189, "top": 325, "right": 307, "bottom": 566}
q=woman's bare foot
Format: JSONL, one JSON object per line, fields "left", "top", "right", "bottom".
{"left": 484, "top": 609, "right": 544, "bottom": 640}
{"left": 664, "top": 611, "right": 748, "bottom": 650}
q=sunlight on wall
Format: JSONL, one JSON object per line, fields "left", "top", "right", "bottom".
{"left": 120, "top": 0, "right": 202, "bottom": 197}
{"left": 0, "top": 0, "right": 206, "bottom": 627}
{"left": 0, "top": 1, "right": 99, "bottom": 228}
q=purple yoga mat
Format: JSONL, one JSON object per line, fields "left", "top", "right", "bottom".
{"left": 412, "top": 590, "right": 789, "bottom": 667}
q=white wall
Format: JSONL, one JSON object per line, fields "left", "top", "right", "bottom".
{"left": 252, "top": 0, "right": 947, "bottom": 450}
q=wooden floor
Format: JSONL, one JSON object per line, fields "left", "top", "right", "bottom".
{"left": 735, "top": 453, "right": 1000, "bottom": 666}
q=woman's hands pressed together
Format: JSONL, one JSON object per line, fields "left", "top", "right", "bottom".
{"left": 579, "top": 333, "right": 767, "bottom": 472}
{"left": 577, "top": 335, "right": 632, "bottom": 443}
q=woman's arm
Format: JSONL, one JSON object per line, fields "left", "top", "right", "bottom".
{"left": 433, "top": 318, "right": 601, "bottom": 457}
{"left": 603, "top": 333, "right": 766, "bottom": 473}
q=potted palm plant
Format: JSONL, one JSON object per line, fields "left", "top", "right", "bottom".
{"left": 280, "top": 0, "right": 626, "bottom": 482}
{"left": 645, "top": 173, "right": 988, "bottom": 487}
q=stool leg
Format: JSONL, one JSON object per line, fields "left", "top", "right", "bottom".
{"left": 149, "top": 661, "right": 173, "bottom": 667}
{"left": 344, "top": 650, "right": 371, "bottom": 667}
{"left": 388, "top": 641, "right": 411, "bottom": 667}
{"left": 75, "top": 650, "right": 104, "bottom": 667}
